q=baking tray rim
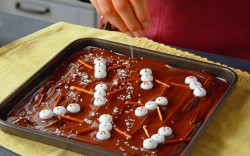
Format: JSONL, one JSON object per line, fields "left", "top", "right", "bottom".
{"left": 0, "top": 38, "right": 238, "bottom": 156}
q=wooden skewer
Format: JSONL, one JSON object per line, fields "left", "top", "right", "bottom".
{"left": 54, "top": 94, "right": 62, "bottom": 108}
{"left": 143, "top": 125, "right": 150, "bottom": 137}
{"left": 155, "top": 79, "right": 170, "bottom": 88}
{"left": 163, "top": 138, "right": 191, "bottom": 145}
{"left": 125, "top": 101, "right": 144, "bottom": 106}
{"left": 114, "top": 127, "right": 132, "bottom": 139}
{"left": 77, "top": 59, "right": 93, "bottom": 69}
{"left": 203, "top": 76, "right": 212, "bottom": 87}
{"left": 157, "top": 106, "right": 163, "bottom": 121}
{"left": 60, "top": 115, "right": 83, "bottom": 123}
{"left": 107, "top": 86, "right": 127, "bottom": 96}
{"left": 170, "top": 82, "right": 189, "bottom": 88}
{"left": 108, "top": 64, "right": 126, "bottom": 71}
{"left": 76, "top": 127, "right": 98, "bottom": 135}
{"left": 71, "top": 86, "right": 94, "bottom": 95}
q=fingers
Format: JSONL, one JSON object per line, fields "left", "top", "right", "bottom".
{"left": 112, "top": 0, "right": 145, "bottom": 37}
{"left": 129, "top": 0, "right": 151, "bottom": 30}
{"left": 95, "top": 0, "right": 131, "bottom": 34}
{"left": 90, "top": 0, "right": 151, "bottom": 37}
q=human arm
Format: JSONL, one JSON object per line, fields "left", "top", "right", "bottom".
{"left": 88, "top": 0, "right": 151, "bottom": 37}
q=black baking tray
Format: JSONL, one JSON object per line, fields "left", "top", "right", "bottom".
{"left": 0, "top": 38, "right": 237, "bottom": 155}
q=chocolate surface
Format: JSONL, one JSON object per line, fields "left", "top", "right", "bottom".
{"left": 6, "top": 48, "right": 228, "bottom": 155}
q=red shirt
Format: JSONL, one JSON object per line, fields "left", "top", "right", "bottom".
{"left": 146, "top": 0, "right": 250, "bottom": 60}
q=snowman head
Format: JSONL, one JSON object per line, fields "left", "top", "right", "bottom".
{"left": 95, "top": 83, "right": 108, "bottom": 91}
{"left": 140, "top": 68, "right": 152, "bottom": 75}
{"left": 158, "top": 126, "right": 172, "bottom": 136}
{"left": 155, "top": 97, "right": 168, "bottom": 106}
{"left": 185, "top": 76, "right": 198, "bottom": 84}
{"left": 67, "top": 103, "right": 80, "bottom": 113}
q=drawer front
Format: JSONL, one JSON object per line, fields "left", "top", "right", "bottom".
{"left": 0, "top": 0, "right": 97, "bottom": 27}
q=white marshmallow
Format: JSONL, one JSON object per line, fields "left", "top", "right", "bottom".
{"left": 155, "top": 97, "right": 168, "bottom": 106}
{"left": 193, "top": 87, "right": 206, "bottom": 97}
{"left": 135, "top": 107, "right": 149, "bottom": 117}
{"left": 95, "top": 83, "right": 108, "bottom": 91}
{"left": 99, "top": 121, "right": 113, "bottom": 131}
{"left": 158, "top": 126, "right": 172, "bottom": 136}
{"left": 96, "top": 130, "right": 111, "bottom": 140}
{"left": 53, "top": 106, "right": 66, "bottom": 116}
{"left": 189, "top": 81, "right": 202, "bottom": 90}
{"left": 143, "top": 138, "right": 158, "bottom": 150}
{"left": 185, "top": 76, "right": 198, "bottom": 84}
{"left": 151, "top": 134, "right": 165, "bottom": 144}
{"left": 140, "top": 81, "right": 153, "bottom": 90}
{"left": 99, "top": 114, "right": 113, "bottom": 123}
{"left": 94, "top": 62, "right": 106, "bottom": 70}
{"left": 94, "top": 57, "right": 107, "bottom": 64}
{"left": 93, "top": 97, "right": 107, "bottom": 106}
{"left": 39, "top": 109, "right": 53, "bottom": 119}
{"left": 141, "top": 74, "right": 154, "bottom": 81}
{"left": 140, "top": 68, "right": 152, "bottom": 75}
{"left": 67, "top": 103, "right": 80, "bottom": 113}
{"left": 94, "top": 90, "right": 106, "bottom": 98}
{"left": 94, "top": 69, "right": 107, "bottom": 79}
{"left": 145, "top": 101, "right": 158, "bottom": 110}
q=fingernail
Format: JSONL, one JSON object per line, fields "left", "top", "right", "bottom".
{"left": 143, "top": 21, "right": 151, "bottom": 30}
{"left": 134, "top": 30, "right": 145, "bottom": 37}
{"left": 125, "top": 32, "right": 133, "bottom": 37}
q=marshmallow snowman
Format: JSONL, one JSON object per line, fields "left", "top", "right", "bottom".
{"left": 193, "top": 87, "right": 206, "bottom": 97}
{"left": 151, "top": 134, "right": 165, "bottom": 144}
{"left": 155, "top": 97, "right": 168, "bottom": 106}
{"left": 99, "top": 121, "right": 113, "bottom": 131}
{"left": 185, "top": 76, "right": 198, "bottom": 84}
{"left": 158, "top": 126, "right": 172, "bottom": 136}
{"left": 140, "top": 81, "right": 153, "bottom": 90}
{"left": 95, "top": 83, "right": 108, "bottom": 91}
{"left": 67, "top": 103, "right": 80, "bottom": 113}
{"left": 140, "top": 68, "right": 152, "bottom": 75}
{"left": 99, "top": 114, "right": 113, "bottom": 123}
{"left": 140, "top": 68, "right": 154, "bottom": 90}
{"left": 145, "top": 101, "right": 158, "bottom": 110}
{"left": 94, "top": 97, "right": 107, "bottom": 106}
{"left": 39, "top": 109, "right": 53, "bottom": 119}
{"left": 53, "top": 106, "right": 66, "bottom": 116}
{"left": 96, "top": 130, "right": 111, "bottom": 140}
{"left": 143, "top": 138, "right": 158, "bottom": 149}
{"left": 135, "top": 106, "right": 149, "bottom": 117}
{"left": 94, "top": 57, "right": 107, "bottom": 79}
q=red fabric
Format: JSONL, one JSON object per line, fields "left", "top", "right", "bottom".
{"left": 146, "top": 0, "right": 250, "bottom": 60}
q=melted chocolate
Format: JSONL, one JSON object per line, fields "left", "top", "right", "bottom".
{"left": 6, "top": 48, "right": 228, "bottom": 155}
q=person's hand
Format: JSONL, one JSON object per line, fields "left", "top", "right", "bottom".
{"left": 90, "top": 0, "right": 151, "bottom": 37}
